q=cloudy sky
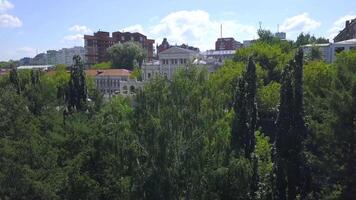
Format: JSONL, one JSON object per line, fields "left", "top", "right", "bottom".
{"left": 0, "top": 0, "right": 355, "bottom": 61}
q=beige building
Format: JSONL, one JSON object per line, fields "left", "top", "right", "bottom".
{"left": 86, "top": 69, "right": 142, "bottom": 97}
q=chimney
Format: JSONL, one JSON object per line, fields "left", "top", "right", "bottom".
{"left": 346, "top": 20, "right": 350, "bottom": 28}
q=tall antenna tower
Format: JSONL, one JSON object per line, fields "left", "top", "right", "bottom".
{"left": 220, "top": 24, "right": 223, "bottom": 39}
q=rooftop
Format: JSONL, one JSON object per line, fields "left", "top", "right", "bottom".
{"left": 333, "top": 38, "right": 356, "bottom": 45}
{"left": 18, "top": 65, "right": 55, "bottom": 70}
{"left": 86, "top": 69, "right": 132, "bottom": 77}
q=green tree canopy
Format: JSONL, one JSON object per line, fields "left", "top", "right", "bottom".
{"left": 107, "top": 42, "right": 146, "bottom": 70}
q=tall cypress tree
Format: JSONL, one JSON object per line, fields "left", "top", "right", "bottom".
{"left": 231, "top": 57, "right": 259, "bottom": 199}
{"left": 274, "top": 64, "right": 293, "bottom": 200}
{"left": 9, "top": 66, "right": 21, "bottom": 94}
{"left": 66, "top": 55, "right": 87, "bottom": 112}
{"left": 274, "top": 49, "right": 308, "bottom": 200}
{"left": 231, "top": 57, "right": 258, "bottom": 158}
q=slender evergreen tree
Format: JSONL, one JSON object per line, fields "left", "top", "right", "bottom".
{"left": 231, "top": 57, "right": 259, "bottom": 199}
{"left": 231, "top": 57, "right": 258, "bottom": 158}
{"left": 9, "top": 66, "right": 20, "bottom": 94}
{"left": 274, "top": 49, "right": 308, "bottom": 200}
{"left": 65, "top": 55, "right": 87, "bottom": 112}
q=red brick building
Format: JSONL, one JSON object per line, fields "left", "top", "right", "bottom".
{"left": 156, "top": 38, "right": 170, "bottom": 54}
{"left": 84, "top": 31, "right": 155, "bottom": 66}
{"left": 215, "top": 37, "right": 242, "bottom": 51}
{"left": 84, "top": 31, "right": 114, "bottom": 66}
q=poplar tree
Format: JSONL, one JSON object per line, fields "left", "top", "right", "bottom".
{"left": 66, "top": 55, "right": 87, "bottom": 112}
{"left": 231, "top": 57, "right": 259, "bottom": 199}
{"left": 231, "top": 57, "right": 257, "bottom": 158}
{"left": 274, "top": 49, "right": 308, "bottom": 200}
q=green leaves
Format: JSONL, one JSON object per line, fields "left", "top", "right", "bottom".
{"left": 107, "top": 42, "right": 146, "bottom": 70}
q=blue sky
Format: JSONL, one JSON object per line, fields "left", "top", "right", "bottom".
{"left": 0, "top": 0, "right": 355, "bottom": 61}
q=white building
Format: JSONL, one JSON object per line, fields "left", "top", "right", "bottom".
{"left": 142, "top": 46, "right": 201, "bottom": 80}
{"left": 302, "top": 39, "right": 356, "bottom": 63}
{"left": 302, "top": 43, "right": 332, "bottom": 63}
{"left": 202, "top": 50, "right": 235, "bottom": 63}
{"left": 330, "top": 39, "right": 356, "bottom": 62}
{"left": 46, "top": 46, "right": 85, "bottom": 66}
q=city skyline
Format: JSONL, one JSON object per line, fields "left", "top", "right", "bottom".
{"left": 0, "top": 0, "right": 355, "bottom": 61}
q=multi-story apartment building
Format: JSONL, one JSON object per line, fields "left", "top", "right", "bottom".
{"left": 334, "top": 18, "right": 356, "bottom": 42}
{"left": 46, "top": 47, "right": 85, "bottom": 66}
{"left": 84, "top": 31, "right": 114, "bottom": 65}
{"left": 215, "top": 37, "right": 242, "bottom": 50}
{"left": 84, "top": 31, "right": 155, "bottom": 66}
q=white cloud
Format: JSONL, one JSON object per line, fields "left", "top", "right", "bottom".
{"left": 62, "top": 34, "right": 83, "bottom": 42}
{"left": 328, "top": 15, "right": 356, "bottom": 40}
{"left": 280, "top": 13, "right": 320, "bottom": 33}
{"left": 0, "top": 13, "right": 22, "bottom": 27}
{"left": 148, "top": 10, "right": 256, "bottom": 50}
{"left": 121, "top": 24, "right": 145, "bottom": 34}
{"left": 0, "top": 0, "right": 14, "bottom": 13}
{"left": 69, "top": 25, "right": 92, "bottom": 34}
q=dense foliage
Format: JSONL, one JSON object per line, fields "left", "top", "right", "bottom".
{"left": 107, "top": 41, "right": 147, "bottom": 70}
{"left": 0, "top": 44, "right": 355, "bottom": 199}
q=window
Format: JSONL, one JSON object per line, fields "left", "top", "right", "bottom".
{"left": 148, "top": 73, "right": 151, "bottom": 78}
{"left": 123, "top": 86, "right": 128, "bottom": 94}
{"left": 335, "top": 47, "right": 345, "bottom": 54}
{"left": 130, "top": 86, "right": 136, "bottom": 94}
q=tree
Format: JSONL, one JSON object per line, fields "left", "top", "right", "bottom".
{"left": 107, "top": 42, "right": 146, "bottom": 70}
{"left": 329, "top": 51, "right": 356, "bottom": 199}
{"left": 295, "top": 33, "right": 329, "bottom": 47}
{"left": 231, "top": 57, "right": 259, "bottom": 199}
{"left": 231, "top": 57, "right": 258, "bottom": 158}
{"left": 274, "top": 49, "right": 309, "bottom": 200}
{"left": 306, "top": 45, "right": 323, "bottom": 61}
{"left": 65, "top": 55, "right": 88, "bottom": 112}
{"left": 9, "top": 66, "right": 21, "bottom": 94}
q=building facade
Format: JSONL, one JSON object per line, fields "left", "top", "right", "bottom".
{"left": 275, "top": 32, "right": 287, "bottom": 40}
{"left": 334, "top": 18, "right": 356, "bottom": 42}
{"left": 157, "top": 38, "right": 170, "bottom": 54}
{"left": 302, "top": 39, "right": 356, "bottom": 63}
{"left": 86, "top": 69, "right": 142, "bottom": 97}
{"left": 142, "top": 46, "right": 202, "bottom": 80}
{"left": 84, "top": 31, "right": 155, "bottom": 66}
{"left": 84, "top": 31, "right": 114, "bottom": 66}
{"left": 215, "top": 37, "right": 242, "bottom": 50}
{"left": 203, "top": 50, "right": 236, "bottom": 63}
